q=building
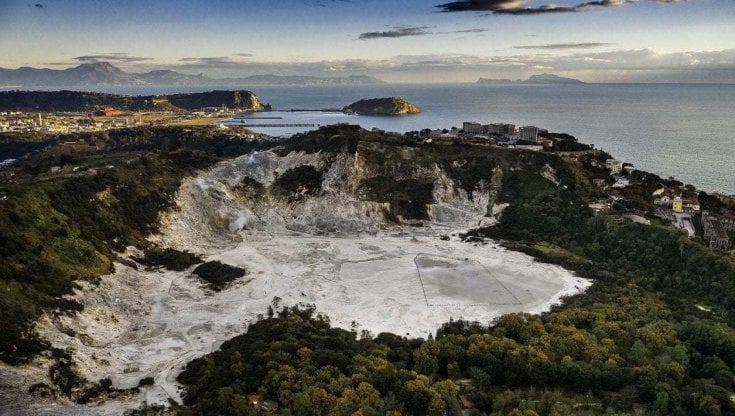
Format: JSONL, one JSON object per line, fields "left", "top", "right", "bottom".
{"left": 606, "top": 159, "right": 624, "bottom": 175}
{"left": 672, "top": 197, "right": 683, "bottom": 214}
{"left": 721, "top": 212, "right": 735, "bottom": 232}
{"left": 518, "top": 126, "right": 540, "bottom": 142}
{"left": 592, "top": 178, "right": 606, "bottom": 188}
{"left": 682, "top": 197, "right": 701, "bottom": 214}
{"left": 653, "top": 188, "right": 672, "bottom": 206}
{"left": 94, "top": 106, "right": 124, "bottom": 117}
{"left": 702, "top": 212, "right": 730, "bottom": 251}
{"left": 485, "top": 123, "right": 515, "bottom": 136}
{"left": 462, "top": 122, "right": 483, "bottom": 134}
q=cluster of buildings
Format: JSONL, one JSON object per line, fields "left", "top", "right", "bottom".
{"left": 702, "top": 211, "right": 731, "bottom": 251}
{"left": 652, "top": 186, "right": 732, "bottom": 250}
{"left": 462, "top": 121, "right": 546, "bottom": 143}
{"left": 0, "top": 110, "right": 133, "bottom": 134}
{"left": 653, "top": 188, "right": 702, "bottom": 215}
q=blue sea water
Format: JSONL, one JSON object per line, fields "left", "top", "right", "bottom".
{"left": 47, "top": 83, "right": 735, "bottom": 194}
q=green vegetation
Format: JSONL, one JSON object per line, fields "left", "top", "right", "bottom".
{"left": 271, "top": 165, "right": 324, "bottom": 201}
{"left": 0, "top": 126, "right": 261, "bottom": 364}
{"left": 360, "top": 176, "right": 435, "bottom": 220}
{"left": 192, "top": 261, "right": 247, "bottom": 291}
{"left": 133, "top": 247, "right": 203, "bottom": 271}
{"left": 342, "top": 97, "right": 421, "bottom": 115}
{"left": 0, "top": 90, "right": 269, "bottom": 112}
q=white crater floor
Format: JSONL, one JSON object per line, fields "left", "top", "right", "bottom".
{"left": 2, "top": 229, "right": 590, "bottom": 416}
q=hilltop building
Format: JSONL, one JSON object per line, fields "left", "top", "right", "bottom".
{"left": 462, "top": 122, "right": 483, "bottom": 135}
{"left": 606, "top": 159, "right": 624, "bottom": 175}
{"left": 519, "top": 126, "right": 540, "bottom": 142}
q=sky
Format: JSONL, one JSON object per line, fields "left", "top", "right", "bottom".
{"left": 0, "top": 0, "right": 733, "bottom": 83}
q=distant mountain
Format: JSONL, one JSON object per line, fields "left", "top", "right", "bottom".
{"left": 222, "top": 74, "right": 385, "bottom": 86}
{"left": 0, "top": 90, "right": 270, "bottom": 112}
{"left": 477, "top": 73, "right": 585, "bottom": 85}
{"left": 0, "top": 62, "right": 385, "bottom": 87}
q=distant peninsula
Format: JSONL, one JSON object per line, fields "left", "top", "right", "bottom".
{"left": 0, "top": 90, "right": 270, "bottom": 112}
{"left": 0, "top": 62, "right": 385, "bottom": 87}
{"left": 342, "top": 97, "right": 421, "bottom": 116}
{"left": 477, "top": 73, "right": 585, "bottom": 85}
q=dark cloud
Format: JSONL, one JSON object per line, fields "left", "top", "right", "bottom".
{"left": 453, "top": 28, "right": 488, "bottom": 33}
{"left": 358, "top": 26, "right": 430, "bottom": 40}
{"left": 74, "top": 53, "right": 152, "bottom": 63}
{"left": 435, "top": 0, "right": 684, "bottom": 15}
{"left": 314, "top": 0, "right": 351, "bottom": 7}
{"left": 34, "top": 3, "right": 46, "bottom": 8}
{"left": 178, "top": 55, "right": 253, "bottom": 67}
{"left": 515, "top": 42, "right": 614, "bottom": 49}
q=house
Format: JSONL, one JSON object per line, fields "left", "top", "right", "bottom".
{"left": 672, "top": 197, "right": 683, "bottom": 214}
{"left": 702, "top": 212, "right": 730, "bottom": 251}
{"left": 592, "top": 178, "right": 606, "bottom": 188}
{"left": 458, "top": 395, "right": 475, "bottom": 410}
{"left": 653, "top": 188, "right": 673, "bottom": 206}
{"left": 606, "top": 159, "right": 624, "bottom": 174}
{"left": 720, "top": 211, "right": 735, "bottom": 232}
{"left": 681, "top": 197, "right": 701, "bottom": 214}
{"left": 94, "top": 106, "right": 124, "bottom": 117}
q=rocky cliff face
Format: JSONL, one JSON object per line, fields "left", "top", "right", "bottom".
{"left": 342, "top": 97, "right": 421, "bottom": 115}
{"left": 152, "top": 126, "right": 569, "bottom": 251}
{"left": 167, "top": 90, "right": 270, "bottom": 111}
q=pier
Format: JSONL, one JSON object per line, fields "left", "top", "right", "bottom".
{"left": 239, "top": 123, "right": 317, "bottom": 128}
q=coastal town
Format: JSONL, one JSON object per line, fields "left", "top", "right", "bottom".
{"left": 0, "top": 106, "right": 236, "bottom": 135}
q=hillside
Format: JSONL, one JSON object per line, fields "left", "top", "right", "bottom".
{"left": 0, "top": 62, "right": 385, "bottom": 87}
{"left": 342, "top": 96, "right": 421, "bottom": 115}
{"left": 0, "top": 125, "right": 734, "bottom": 415}
{"left": 478, "top": 73, "right": 585, "bottom": 85}
{"left": 0, "top": 89, "right": 270, "bottom": 112}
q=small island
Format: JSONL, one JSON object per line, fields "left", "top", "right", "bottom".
{"left": 478, "top": 73, "right": 585, "bottom": 85}
{"left": 342, "top": 97, "right": 421, "bottom": 116}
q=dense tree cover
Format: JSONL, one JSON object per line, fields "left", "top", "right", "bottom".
{"left": 179, "top": 306, "right": 461, "bottom": 416}
{"left": 178, "top": 287, "right": 735, "bottom": 415}
{"left": 271, "top": 165, "right": 324, "bottom": 202}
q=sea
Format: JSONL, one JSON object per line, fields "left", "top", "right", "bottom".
{"left": 18, "top": 83, "right": 735, "bottom": 194}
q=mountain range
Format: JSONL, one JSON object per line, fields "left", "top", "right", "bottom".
{"left": 477, "top": 73, "right": 585, "bottom": 85}
{"left": 0, "top": 62, "right": 385, "bottom": 87}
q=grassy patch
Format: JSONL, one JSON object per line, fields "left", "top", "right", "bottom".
{"left": 192, "top": 261, "right": 246, "bottom": 291}
{"left": 133, "top": 247, "right": 202, "bottom": 271}
{"left": 270, "top": 165, "right": 323, "bottom": 201}
{"left": 360, "top": 176, "right": 435, "bottom": 220}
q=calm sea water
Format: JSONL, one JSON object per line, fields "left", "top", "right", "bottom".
{"left": 42, "top": 83, "right": 735, "bottom": 194}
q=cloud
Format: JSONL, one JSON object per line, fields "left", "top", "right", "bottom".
{"left": 358, "top": 26, "right": 487, "bottom": 40}
{"left": 177, "top": 54, "right": 255, "bottom": 69}
{"left": 74, "top": 53, "right": 152, "bottom": 63}
{"left": 453, "top": 28, "right": 488, "bottom": 33}
{"left": 132, "top": 48, "right": 735, "bottom": 83}
{"left": 358, "top": 26, "right": 431, "bottom": 40}
{"left": 314, "top": 0, "right": 351, "bottom": 7}
{"left": 515, "top": 42, "right": 614, "bottom": 49}
{"left": 436, "top": 0, "right": 685, "bottom": 15}
{"left": 33, "top": 3, "right": 46, "bottom": 8}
